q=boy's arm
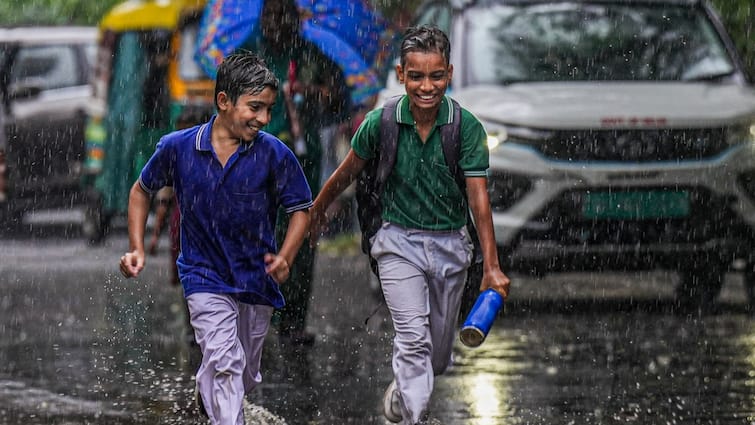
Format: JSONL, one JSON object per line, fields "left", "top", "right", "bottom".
{"left": 120, "top": 181, "right": 151, "bottom": 278}
{"left": 309, "top": 149, "right": 367, "bottom": 243}
{"left": 265, "top": 209, "right": 310, "bottom": 284}
{"left": 466, "top": 176, "right": 511, "bottom": 299}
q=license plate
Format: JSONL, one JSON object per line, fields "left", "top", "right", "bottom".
{"left": 582, "top": 190, "right": 690, "bottom": 219}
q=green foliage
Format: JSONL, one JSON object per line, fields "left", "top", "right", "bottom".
{"left": 0, "top": 0, "right": 121, "bottom": 26}
{"left": 317, "top": 233, "right": 362, "bottom": 256}
{"left": 710, "top": 0, "right": 754, "bottom": 80}
{"left": 0, "top": 0, "right": 750, "bottom": 79}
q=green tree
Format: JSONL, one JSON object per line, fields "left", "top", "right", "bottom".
{"left": 710, "top": 0, "right": 754, "bottom": 79}
{"left": 0, "top": 0, "right": 121, "bottom": 26}
{"left": 1, "top": 0, "right": 751, "bottom": 79}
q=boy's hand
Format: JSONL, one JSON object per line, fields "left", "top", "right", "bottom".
{"left": 480, "top": 268, "right": 511, "bottom": 299}
{"left": 265, "top": 253, "right": 290, "bottom": 284}
{"left": 120, "top": 250, "right": 145, "bottom": 278}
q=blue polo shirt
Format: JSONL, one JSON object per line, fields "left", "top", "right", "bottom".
{"left": 138, "top": 116, "right": 312, "bottom": 308}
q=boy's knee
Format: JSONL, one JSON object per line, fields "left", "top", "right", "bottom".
{"left": 396, "top": 332, "right": 432, "bottom": 360}
{"left": 208, "top": 342, "right": 246, "bottom": 375}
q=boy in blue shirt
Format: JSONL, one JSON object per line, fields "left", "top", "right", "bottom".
{"left": 119, "top": 52, "right": 312, "bottom": 424}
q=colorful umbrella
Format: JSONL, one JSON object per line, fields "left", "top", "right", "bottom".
{"left": 195, "top": 0, "right": 262, "bottom": 77}
{"left": 195, "top": 0, "right": 398, "bottom": 106}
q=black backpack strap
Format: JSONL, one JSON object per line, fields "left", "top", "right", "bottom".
{"left": 439, "top": 97, "right": 464, "bottom": 188}
{"left": 355, "top": 95, "right": 402, "bottom": 266}
{"left": 439, "top": 97, "right": 483, "bottom": 263}
{"left": 377, "top": 95, "right": 402, "bottom": 192}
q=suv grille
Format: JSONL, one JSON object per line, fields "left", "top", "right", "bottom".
{"left": 488, "top": 171, "right": 531, "bottom": 212}
{"left": 537, "top": 128, "right": 727, "bottom": 162}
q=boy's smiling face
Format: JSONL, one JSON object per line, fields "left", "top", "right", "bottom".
{"left": 396, "top": 51, "right": 453, "bottom": 114}
{"left": 217, "top": 87, "right": 277, "bottom": 142}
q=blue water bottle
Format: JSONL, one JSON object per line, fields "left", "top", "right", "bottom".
{"left": 460, "top": 289, "right": 504, "bottom": 347}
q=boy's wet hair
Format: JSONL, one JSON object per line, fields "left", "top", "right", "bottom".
{"left": 214, "top": 52, "right": 279, "bottom": 108}
{"left": 400, "top": 25, "right": 451, "bottom": 68}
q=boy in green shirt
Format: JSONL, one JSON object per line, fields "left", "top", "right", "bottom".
{"left": 310, "top": 26, "right": 510, "bottom": 424}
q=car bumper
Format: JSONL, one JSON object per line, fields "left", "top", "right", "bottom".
{"left": 490, "top": 142, "right": 755, "bottom": 271}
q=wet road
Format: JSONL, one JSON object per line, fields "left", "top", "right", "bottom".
{"left": 2, "top": 223, "right": 755, "bottom": 424}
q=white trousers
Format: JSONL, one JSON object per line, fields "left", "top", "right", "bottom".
{"left": 371, "top": 222, "right": 472, "bottom": 424}
{"left": 186, "top": 293, "right": 273, "bottom": 425}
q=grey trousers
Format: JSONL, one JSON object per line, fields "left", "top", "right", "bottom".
{"left": 186, "top": 293, "right": 274, "bottom": 425}
{"left": 371, "top": 222, "right": 473, "bottom": 424}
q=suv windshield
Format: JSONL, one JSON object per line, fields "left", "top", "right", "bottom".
{"left": 463, "top": 2, "right": 735, "bottom": 84}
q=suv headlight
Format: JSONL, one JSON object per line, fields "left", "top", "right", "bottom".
{"left": 483, "top": 121, "right": 553, "bottom": 151}
{"left": 483, "top": 122, "right": 507, "bottom": 151}
{"left": 487, "top": 132, "right": 504, "bottom": 151}
{"left": 726, "top": 122, "right": 755, "bottom": 146}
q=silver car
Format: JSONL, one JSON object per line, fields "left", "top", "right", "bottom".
{"left": 0, "top": 26, "right": 96, "bottom": 227}
{"left": 384, "top": 0, "right": 755, "bottom": 308}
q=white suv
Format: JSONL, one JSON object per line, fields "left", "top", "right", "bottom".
{"left": 388, "top": 0, "right": 755, "bottom": 308}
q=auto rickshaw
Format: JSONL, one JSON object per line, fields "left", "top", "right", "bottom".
{"left": 81, "top": 0, "right": 214, "bottom": 243}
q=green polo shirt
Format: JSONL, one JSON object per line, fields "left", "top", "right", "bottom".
{"left": 352, "top": 95, "right": 489, "bottom": 230}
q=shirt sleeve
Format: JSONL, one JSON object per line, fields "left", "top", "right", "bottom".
{"left": 275, "top": 145, "right": 313, "bottom": 214}
{"left": 350, "top": 107, "right": 382, "bottom": 160}
{"left": 138, "top": 136, "right": 175, "bottom": 194}
{"left": 459, "top": 108, "right": 489, "bottom": 177}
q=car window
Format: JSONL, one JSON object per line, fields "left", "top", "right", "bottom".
{"left": 10, "top": 45, "right": 83, "bottom": 90}
{"left": 462, "top": 2, "right": 735, "bottom": 84}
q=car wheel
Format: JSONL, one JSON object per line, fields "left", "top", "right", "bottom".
{"left": 674, "top": 263, "right": 725, "bottom": 313}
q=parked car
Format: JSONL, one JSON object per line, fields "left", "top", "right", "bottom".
{"left": 0, "top": 26, "right": 96, "bottom": 227}
{"left": 381, "top": 0, "right": 755, "bottom": 308}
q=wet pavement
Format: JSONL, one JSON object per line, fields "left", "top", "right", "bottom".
{"left": 2, "top": 224, "right": 755, "bottom": 424}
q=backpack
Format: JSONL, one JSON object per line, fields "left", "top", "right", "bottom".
{"left": 355, "top": 95, "right": 482, "bottom": 277}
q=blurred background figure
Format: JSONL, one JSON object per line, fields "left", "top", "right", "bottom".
{"left": 252, "top": 0, "right": 332, "bottom": 346}
{"left": 195, "top": 0, "right": 393, "bottom": 346}
{"left": 147, "top": 187, "right": 174, "bottom": 258}
{"left": 0, "top": 79, "right": 7, "bottom": 205}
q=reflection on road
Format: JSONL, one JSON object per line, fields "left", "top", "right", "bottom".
{"left": 1, "top": 234, "right": 755, "bottom": 424}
